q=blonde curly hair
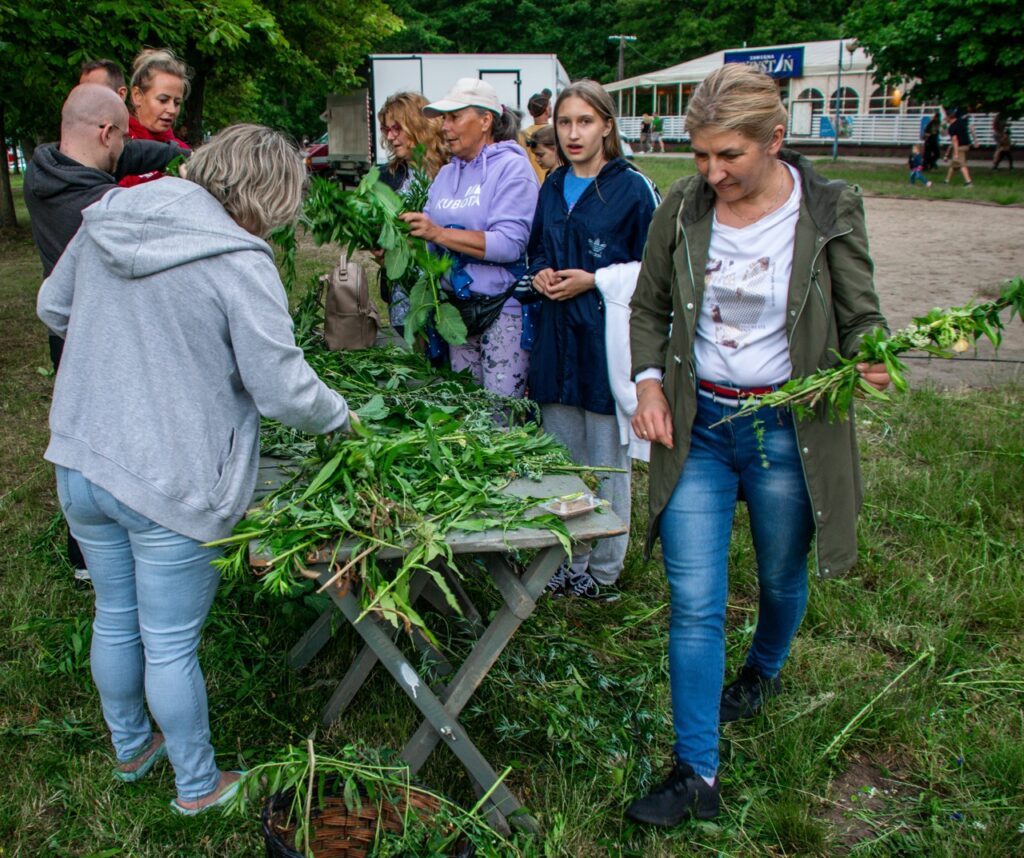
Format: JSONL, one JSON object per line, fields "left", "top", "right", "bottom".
{"left": 377, "top": 92, "right": 447, "bottom": 179}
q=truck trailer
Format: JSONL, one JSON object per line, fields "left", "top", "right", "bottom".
{"left": 323, "top": 52, "right": 570, "bottom": 184}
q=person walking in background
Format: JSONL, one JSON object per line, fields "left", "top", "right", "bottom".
{"left": 652, "top": 112, "right": 666, "bottom": 152}
{"left": 992, "top": 113, "right": 1013, "bottom": 170}
{"left": 626, "top": 64, "right": 889, "bottom": 827}
{"left": 944, "top": 108, "right": 973, "bottom": 187}
{"left": 526, "top": 80, "right": 660, "bottom": 599}
{"left": 921, "top": 111, "right": 941, "bottom": 171}
{"left": 37, "top": 125, "right": 353, "bottom": 815}
{"left": 520, "top": 91, "right": 552, "bottom": 183}
{"left": 640, "top": 111, "right": 653, "bottom": 153}
{"left": 24, "top": 84, "right": 187, "bottom": 584}
{"left": 908, "top": 143, "right": 932, "bottom": 187}
{"left": 399, "top": 78, "right": 539, "bottom": 398}
{"left": 375, "top": 92, "right": 448, "bottom": 335}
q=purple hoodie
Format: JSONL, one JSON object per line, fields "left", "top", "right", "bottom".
{"left": 424, "top": 139, "right": 539, "bottom": 311}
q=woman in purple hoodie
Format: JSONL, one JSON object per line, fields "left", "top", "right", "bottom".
{"left": 400, "top": 78, "right": 539, "bottom": 397}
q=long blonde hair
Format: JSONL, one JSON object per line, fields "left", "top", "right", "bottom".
{"left": 553, "top": 80, "right": 623, "bottom": 164}
{"left": 684, "top": 64, "right": 788, "bottom": 147}
{"left": 377, "top": 92, "right": 447, "bottom": 179}
{"left": 186, "top": 124, "right": 305, "bottom": 237}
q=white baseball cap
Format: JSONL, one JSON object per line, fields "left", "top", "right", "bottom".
{"left": 424, "top": 78, "right": 502, "bottom": 116}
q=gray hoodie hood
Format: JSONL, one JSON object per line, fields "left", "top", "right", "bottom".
{"left": 81, "top": 176, "right": 272, "bottom": 279}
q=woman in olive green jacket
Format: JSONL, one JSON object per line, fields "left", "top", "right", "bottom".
{"left": 624, "top": 65, "right": 890, "bottom": 828}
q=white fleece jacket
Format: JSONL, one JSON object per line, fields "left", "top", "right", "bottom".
{"left": 594, "top": 261, "right": 650, "bottom": 462}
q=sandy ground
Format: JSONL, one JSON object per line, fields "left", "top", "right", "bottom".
{"left": 864, "top": 196, "right": 1024, "bottom": 389}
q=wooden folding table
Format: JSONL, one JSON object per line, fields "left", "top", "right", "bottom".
{"left": 253, "top": 458, "right": 626, "bottom": 834}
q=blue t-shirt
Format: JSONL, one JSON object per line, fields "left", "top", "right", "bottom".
{"left": 563, "top": 171, "right": 594, "bottom": 211}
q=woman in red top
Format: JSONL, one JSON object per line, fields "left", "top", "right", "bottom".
{"left": 122, "top": 49, "right": 191, "bottom": 185}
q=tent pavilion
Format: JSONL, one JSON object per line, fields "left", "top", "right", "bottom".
{"left": 604, "top": 39, "right": 1011, "bottom": 149}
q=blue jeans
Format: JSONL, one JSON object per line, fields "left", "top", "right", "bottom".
{"left": 659, "top": 394, "right": 814, "bottom": 778}
{"left": 56, "top": 467, "right": 223, "bottom": 800}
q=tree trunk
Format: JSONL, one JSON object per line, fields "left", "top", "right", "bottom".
{"left": 21, "top": 136, "right": 37, "bottom": 165}
{"left": 182, "top": 42, "right": 211, "bottom": 148}
{"left": 0, "top": 104, "right": 18, "bottom": 231}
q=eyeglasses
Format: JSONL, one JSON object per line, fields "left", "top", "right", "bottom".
{"left": 382, "top": 123, "right": 402, "bottom": 138}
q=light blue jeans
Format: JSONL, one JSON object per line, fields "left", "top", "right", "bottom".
{"left": 659, "top": 394, "right": 814, "bottom": 778}
{"left": 56, "top": 467, "right": 222, "bottom": 800}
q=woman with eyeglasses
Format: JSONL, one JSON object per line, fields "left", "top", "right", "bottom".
{"left": 375, "top": 92, "right": 448, "bottom": 335}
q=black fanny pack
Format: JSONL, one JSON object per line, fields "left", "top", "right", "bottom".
{"left": 447, "top": 283, "right": 517, "bottom": 337}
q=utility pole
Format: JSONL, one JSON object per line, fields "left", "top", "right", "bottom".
{"left": 608, "top": 34, "right": 636, "bottom": 82}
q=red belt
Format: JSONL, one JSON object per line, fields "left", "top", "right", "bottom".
{"left": 698, "top": 380, "right": 775, "bottom": 399}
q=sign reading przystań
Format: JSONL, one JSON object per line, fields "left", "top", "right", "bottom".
{"left": 723, "top": 47, "right": 804, "bottom": 79}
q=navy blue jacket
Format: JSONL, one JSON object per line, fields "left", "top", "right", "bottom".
{"left": 526, "top": 158, "right": 659, "bottom": 413}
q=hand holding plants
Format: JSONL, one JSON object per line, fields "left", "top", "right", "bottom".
{"left": 398, "top": 211, "right": 442, "bottom": 243}
{"left": 855, "top": 362, "right": 891, "bottom": 392}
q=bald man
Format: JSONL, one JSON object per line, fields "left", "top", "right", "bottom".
{"left": 24, "top": 84, "right": 187, "bottom": 581}
{"left": 25, "top": 84, "right": 186, "bottom": 278}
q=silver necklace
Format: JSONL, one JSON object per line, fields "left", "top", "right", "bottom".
{"left": 724, "top": 162, "right": 788, "bottom": 224}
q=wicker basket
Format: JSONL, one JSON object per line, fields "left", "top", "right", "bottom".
{"left": 261, "top": 781, "right": 473, "bottom": 858}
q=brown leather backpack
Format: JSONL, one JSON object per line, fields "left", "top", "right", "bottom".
{"left": 321, "top": 252, "right": 380, "bottom": 351}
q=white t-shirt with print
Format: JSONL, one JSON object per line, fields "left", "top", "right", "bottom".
{"left": 694, "top": 162, "right": 802, "bottom": 388}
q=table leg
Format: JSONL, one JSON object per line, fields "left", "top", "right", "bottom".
{"left": 287, "top": 605, "right": 335, "bottom": 671}
{"left": 318, "top": 572, "right": 453, "bottom": 724}
{"left": 327, "top": 583, "right": 534, "bottom": 834}
{"left": 399, "top": 546, "right": 564, "bottom": 833}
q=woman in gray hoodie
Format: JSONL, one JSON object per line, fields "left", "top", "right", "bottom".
{"left": 37, "top": 125, "right": 352, "bottom": 815}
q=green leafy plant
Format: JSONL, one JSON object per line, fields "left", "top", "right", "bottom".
{"left": 303, "top": 170, "right": 467, "bottom": 347}
{"left": 723, "top": 278, "right": 1024, "bottom": 422}
{"left": 212, "top": 341, "right": 606, "bottom": 638}
{"left": 227, "top": 740, "right": 521, "bottom": 857}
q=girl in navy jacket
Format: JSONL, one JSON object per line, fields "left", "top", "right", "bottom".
{"left": 527, "top": 80, "right": 659, "bottom": 598}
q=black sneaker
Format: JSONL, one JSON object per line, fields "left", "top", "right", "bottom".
{"left": 625, "top": 757, "right": 720, "bottom": 827}
{"left": 719, "top": 665, "right": 781, "bottom": 723}
{"left": 544, "top": 560, "right": 570, "bottom": 596}
{"left": 565, "top": 568, "right": 601, "bottom": 599}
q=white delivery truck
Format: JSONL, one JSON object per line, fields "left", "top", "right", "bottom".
{"left": 324, "top": 52, "right": 571, "bottom": 184}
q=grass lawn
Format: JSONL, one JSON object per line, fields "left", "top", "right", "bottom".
{"left": 1, "top": 175, "right": 1022, "bottom": 856}
{"left": 633, "top": 156, "right": 1024, "bottom": 205}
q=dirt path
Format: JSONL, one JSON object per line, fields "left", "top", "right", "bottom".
{"left": 864, "top": 196, "right": 1024, "bottom": 389}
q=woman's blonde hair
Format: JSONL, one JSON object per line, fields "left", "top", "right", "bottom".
{"left": 377, "top": 92, "right": 447, "bottom": 178}
{"left": 130, "top": 48, "right": 192, "bottom": 101}
{"left": 553, "top": 79, "right": 623, "bottom": 163}
{"left": 186, "top": 124, "right": 305, "bottom": 236}
{"left": 684, "top": 64, "right": 788, "bottom": 147}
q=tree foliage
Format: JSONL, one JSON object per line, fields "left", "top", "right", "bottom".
{"left": 845, "top": 0, "right": 1024, "bottom": 115}
{"left": 379, "top": 0, "right": 846, "bottom": 83}
{"left": 0, "top": 0, "right": 400, "bottom": 228}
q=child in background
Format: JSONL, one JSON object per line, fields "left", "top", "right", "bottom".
{"left": 908, "top": 144, "right": 932, "bottom": 187}
{"left": 528, "top": 124, "right": 561, "bottom": 178}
